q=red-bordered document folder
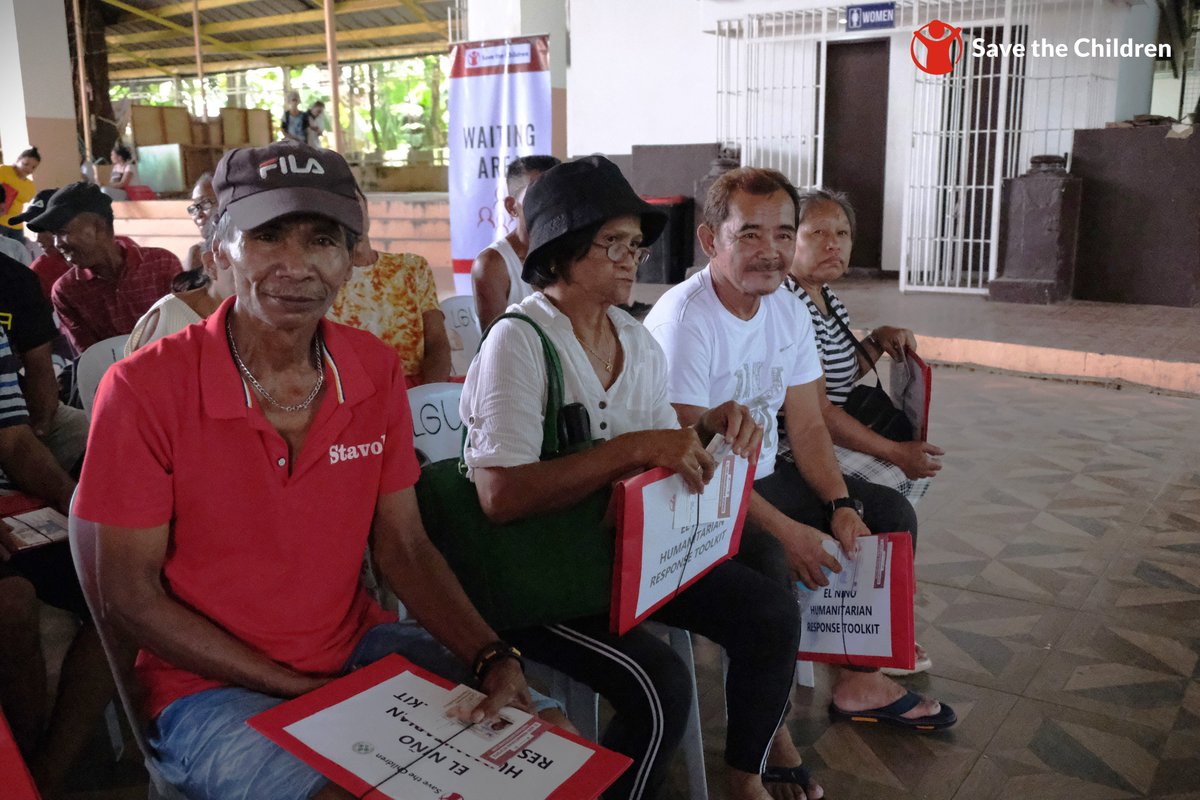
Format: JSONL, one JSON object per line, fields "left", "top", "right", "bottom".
{"left": 796, "top": 532, "right": 915, "bottom": 670}
{"left": 889, "top": 348, "right": 932, "bottom": 441}
{"left": 0, "top": 709, "right": 41, "bottom": 800}
{"left": 249, "top": 654, "right": 629, "bottom": 800}
{"left": 609, "top": 443, "right": 758, "bottom": 635}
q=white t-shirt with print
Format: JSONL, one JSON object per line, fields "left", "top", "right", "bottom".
{"left": 643, "top": 266, "right": 822, "bottom": 479}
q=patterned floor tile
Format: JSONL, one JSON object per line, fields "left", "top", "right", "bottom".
{"left": 951, "top": 697, "right": 1197, "bottom": 800}
{"left": 910, "top": 585, "right": 1076, "bottom": 693}
{"left": 1024, "top": 611, "right": 1200, "bottom": 732}
{"left": 1084, "top": 549, "right": 1200, "bottom": 634}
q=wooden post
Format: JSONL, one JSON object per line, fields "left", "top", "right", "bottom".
{"left": 323, "top": 0, "right": 344, "bottom": 152}
{"left": 192, "top": 0, "right": 207, "bottom": 118}
{"left": 71, "top": 0, "right": 93, "bottom": 164}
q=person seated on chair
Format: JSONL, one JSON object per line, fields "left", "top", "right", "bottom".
{"left": 72, "top": 141, "right": 559, "bottom": 800}
{"left": 124, "top": 216, "right": 235, "bottom": 356}
{"left": 328, "top": 190, "right": 451, "bottom": 386}
{"left": 0, "top": 252, "right": 87, "bottom": 476}
{"left": 0, "top": 326, "right": 115, "bottom": 800}
{"left": 183, "top": 172, "right": 217, "bottom": 274}
{"left": 27, "top": 182, "right": 181, "bottom": 354}
{"left": 471, "top": 155, "right": 561, "bottom": 330}
{"left": 781, "top": 188, "right": 944, "bottom": 506}
{"left": 643, "top": 167, "right": 956, "bottom": 739}
{"left": 103, "top": 144, "right": 137, "bottom": 201}
{"left": 460, "top": 155, "right": 812, "bottom": 800}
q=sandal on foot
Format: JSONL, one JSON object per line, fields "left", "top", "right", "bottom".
{"left": 762, "top": 765, "right": 821, "bottom": 798}
{"left": 828, "top": 690, "right": 957, "bottom": 732}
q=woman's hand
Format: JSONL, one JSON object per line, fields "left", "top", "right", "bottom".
{"left": 638, "top": 428, "right": 716, "bottom": 494}
{"left": 888, "top": 440, "right": 944, "bottom": 479}
{"left": 870, "top": 325, "right": 918, "bottom": 360}
{"left": 696, "top": 400, "right": 763, "bottom": 462}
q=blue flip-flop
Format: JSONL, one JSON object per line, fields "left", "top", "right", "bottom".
{"left": 829, "top": 690, "right": 957, "bottom": 732}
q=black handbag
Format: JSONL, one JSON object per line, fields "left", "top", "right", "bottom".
{"left": 823, "top": 288, "right": 913, "bottom": 443}
{"left": 415, "top": 313, "right": 614, "bottom": 631}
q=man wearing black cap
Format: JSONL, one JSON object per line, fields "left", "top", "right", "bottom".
{"left": 28, "top": 182, "right": 181, "bottom": 354}
{"left": 72, "top": 141, "right": 537, "bottom": 800}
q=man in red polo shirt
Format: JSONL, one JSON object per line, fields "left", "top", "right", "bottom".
{"left": 73, "top": 142, "right": 537, "bottom": 800}
{"left": 27, "top": 182, "right": 180, "bottom": 354}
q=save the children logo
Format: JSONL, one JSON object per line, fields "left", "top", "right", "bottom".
{"left": 910, "top": 19, "right": 964, "bottom": 75}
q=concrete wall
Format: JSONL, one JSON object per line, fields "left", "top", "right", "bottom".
{"left": 566, "top": 0, "right": 717, "bottom": 157}
{"left": 112, "top": 193, "right": 456, "bottom": 299}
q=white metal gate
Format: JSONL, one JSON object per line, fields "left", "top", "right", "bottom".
{"left": 716, "top": 0, "right": 1122, "bottom": 294}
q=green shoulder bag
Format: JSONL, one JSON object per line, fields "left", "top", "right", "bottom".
{"left": 415, "top": 312, "right": 614, "bottom": 631}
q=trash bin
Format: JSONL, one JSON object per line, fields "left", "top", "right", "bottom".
{"left": 637, "top": 195, "right": 694, "bottom": 285}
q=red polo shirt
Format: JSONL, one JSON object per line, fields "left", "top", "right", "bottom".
{"left": 29, "top": 250, "right": 71, "bottom": 300}
{"left": 75, "top": 298, "right": 418, "bottom": 718}
{"left": 51, "top": 237, "right": 180, "bottom": 353}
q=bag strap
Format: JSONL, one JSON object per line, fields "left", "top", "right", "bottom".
{"left": 820, "top": 286, "right": 883, "bottom": 387}
{"left": 480, "top": 312, "right": 566, "bottom": 458}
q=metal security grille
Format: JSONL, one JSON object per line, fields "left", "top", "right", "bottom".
{"left": 715, "top": 0, "right": 1123, "bottom": 294}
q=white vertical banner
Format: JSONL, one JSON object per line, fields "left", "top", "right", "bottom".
{"left": 449, "top": 36, "right": 551, "bottom": 296}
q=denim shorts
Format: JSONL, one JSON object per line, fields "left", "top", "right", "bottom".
{"left": 150, "top": 621, "right": 562, "bottom": 800}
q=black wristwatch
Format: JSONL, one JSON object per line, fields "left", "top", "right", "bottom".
{"left": 472, "top": 641, "right": 524, "bottom": 681}
{"left": 827, "top": 496, "right": 864, "bottom": 521}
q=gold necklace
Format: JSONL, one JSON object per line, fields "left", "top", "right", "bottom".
{"left": 575, "top": 331, "right": 615, "bottom": 372}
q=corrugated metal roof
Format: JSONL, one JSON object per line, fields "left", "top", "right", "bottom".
{"left": 107, "top": 0, "right": 452, "bottom": 79}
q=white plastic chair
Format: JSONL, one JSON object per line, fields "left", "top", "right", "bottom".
{"left": 68, "top": 499, "right": 191, "bottom": 799}
{"left": 439, "top": 296, "right": 481, "bottom": 378}
{"left": 77, "top": 335, "right": 129, "bottom": 414}
{"left": 408, "top": 382, "right": 465, "bottom": 466}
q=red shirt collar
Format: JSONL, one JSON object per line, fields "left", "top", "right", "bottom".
{"left": 73, "top": 236, "right": 139, "bottom": 282}
{"left": 200, "top": 296, "right": 374, "bottom": 420}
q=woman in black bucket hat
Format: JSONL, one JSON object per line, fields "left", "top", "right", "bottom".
{"left": 458, "top": 156, "right": 821, "bottom": 800}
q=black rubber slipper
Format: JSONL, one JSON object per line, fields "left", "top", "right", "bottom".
{"left": 762, "top": 764, "right": 822, "bottom": 798}
{"left": 828, "top": 690, "right": 957, "bottom": 732}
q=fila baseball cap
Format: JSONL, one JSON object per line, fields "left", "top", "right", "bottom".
{"left": 9, "top": 188, "right": 60, "bottom": 227}
{"left": 213, "top": 141, "right": 362, "bottom": 235}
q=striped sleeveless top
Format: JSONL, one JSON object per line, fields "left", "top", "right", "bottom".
{"left": 784, "top": 279, "right": 860, "bottom": 406}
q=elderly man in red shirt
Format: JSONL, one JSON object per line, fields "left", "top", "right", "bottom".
{"left": 72, "top": 141, "right": 540, "bottom": 800}
{"left": 27, "top": 182, "right": 180, "bottom": 354}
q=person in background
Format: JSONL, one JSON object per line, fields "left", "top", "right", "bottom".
{"left": 183, "top": 172, "right": 217, "bottom": 274}
{"left": 305, "top": 100, "right": 327, "bottom": 148}
{"left": 470, "top": 155, "right": 561, "bottom": 330}
{"left": 29, "top": 183, "right": 181, "bottom": 353}
{"left": 0, "top": 252, "right": 87, "bottom": 474}
{"left": 0, "top": 147, "right": 40, "bottom": 241}
{"left": 108, "top": 144, "right": 137, "bottom": 195}
{"left": 125, "top": 216, "right": 233, "bottom": 355}
{"left": 281, "top": 91, "right": 308, "bottom": 142}
{"left": 0, "top": 325, "right": 114, "bottom": 800}
{"left": 329, "top": 191, "right": 452, "bottom": 386}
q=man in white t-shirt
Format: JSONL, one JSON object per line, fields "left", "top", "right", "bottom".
{"left": 470, "top": 155, "right": 560, "bottom": 330}
{"left": 645, "top": 167, "right": 956, "bottom": 740}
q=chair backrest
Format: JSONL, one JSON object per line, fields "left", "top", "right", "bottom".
{"left": 77, "top": 335, "right": 129, "bottom": 414}
{"left": 439, "top": 296, "right": 481, "bottom": 378}
{"left": 408, "top": 382, "right": 465, "bottom": 466}
{"left": 67, "top": 502, "right": 189, "bottom": 799}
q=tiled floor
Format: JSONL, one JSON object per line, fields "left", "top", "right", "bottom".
{"left": 665, "top": 369, "right": 1200, "bottom": 800}
{"left": 51, "top": 370, "right": 1200, "bottom": 799}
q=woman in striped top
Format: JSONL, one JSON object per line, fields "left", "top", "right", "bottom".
{"left": 781, "top": 189, "right": 944, "bottom": 507}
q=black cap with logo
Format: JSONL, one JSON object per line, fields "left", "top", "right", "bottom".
{"left": 9, "top": 188, "right": 60, "bottom": 227}
{"left": 213, "top": 141, "right": 362, "bottom": 235}
{"left": 25, "top": 183, "right": 113, "bottom": 233}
